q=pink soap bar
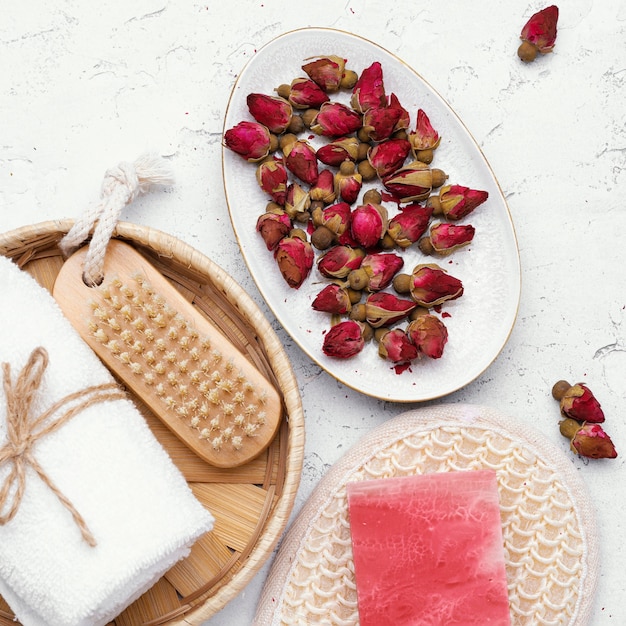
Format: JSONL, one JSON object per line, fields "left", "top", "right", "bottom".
{"left": 347, "top": 469, "right": 510, "bottom": 626}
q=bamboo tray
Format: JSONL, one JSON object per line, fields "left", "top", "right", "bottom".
{"left": 0, "top": 220, "right": 305, "bottom": 626}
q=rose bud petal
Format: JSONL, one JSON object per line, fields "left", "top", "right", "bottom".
{"left": 378, "top": 328, "right": 419, "bottom": 364}
{"left": 316, "top": 136, "right": 360, "bottom": 166}
{"left": 318, "top": 245, "right": 365, "bottom": 279}
{"left": 557, "top": 383, "right": 606, "bottom": 424}
{"left": 408, "top": 263, "right": 464, "bottom": 307}
{"left": 388, "top": 93, "right": 410, "bottom": 133}
{"left": 283, "top": 139, "right": 319, "bottom": 186}
{"left": 312, "top": 201, "right": 352, "bottom": 238}
{"left": 284, "top": 182, "right": 311, "bottom": 221}
{"left": 334, "top": 161, "right": 363, "bottom": 205}
{"left": 361, "top": 105, "right": 403, "bottom": 142}
{"left": 310, "top": 102, "right": 363, "bottom": 137}
{"left": 428, "top": 184, "right": 489, "bottom": 220}
{"left": 559, "top": 418, "right": 617, "bottom": 459}
{"left": 287, "top": 77, "right": 331, "bottom": 109}
{"left": 409, "top": 108, "right": 441, "bottom": 163}
{"left": 309, "top": 169, "right": 337, "bottom": 204}
{"left": 312, "top": 283, "right": 352, "bottom": 314}
{"left": 302, "top": 55, "right": 346, "bottom": 93}
{"left": 364, "top": 292, "right": 416, "bottom": 328}
{"left": 256, "top": 210, "right": 292, "bottom": 251}
{"left": 382, "top": 160, "right": 448, "bottom": 203}
{"left": 274, "top": 235, "right": 314, "bottom": 289}
{"left": 518, "top": 5, "right": 559, "bottom": 62}
{"left": 387, "top": 202, "right": 433, "bottom": 248}
{"left": 367, "top": 138, "right": 412, "bottom": 178}
{"left": 224, "top": 120, "right": 272, "bottom": 162}
{"left": 351, "top": 202, "right": 388, "bottom": 249}
{"left": 407, "top": 312, "right": 448, "bottom": 359}
{"left": 322, "top": 320, "right": 366, "bottom": 359}
{"left": 421, "top": 222, "right": 475, "bottom": 255}
{"left": 349, "top": 252, "right": 404, "bottom": 292}
{"left": 256, "top": 157, "right": 288, "bottom": 205}
{"left": 351, "top": 61, "right": 386, "bottom": 113}
{"left": 247, "top": 93, "right": 293, "bottom": 135}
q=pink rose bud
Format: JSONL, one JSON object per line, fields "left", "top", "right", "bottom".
{"left": 256, "top": 157, "right": 288, "bottom": 205}
{"left": 409, "top": 109, "right": 441, "bottom": 163}
{"left": 302, "top": 55, "right": 346, "bottom": 93}
{"left": 518, "top": 5, "right": 559, "bottom": 62}
{"left": 311, "top": 102, "right": 363, "bottom": 137}
{"left": 364, "top": 292, "right": 416, "bottom": 328}
{"left": 284, "top": 182, "right": 311, "bottom": 221}
{"left": 351, "top": 61, "right": 386, "bottom": 113}
{"left": 256, "top": 210, "right": 292, "bottom": 251}
{"left": 429, "top": 184, "right": 489, "bottom": 220}
{"left": 309, "top": 169, "right": 337, "bottom": 204}
{"left": 351, "top": 202, "right": 388, "bottom": 249}
{"left": 322, "top": 320, "right": 366, "bottom": 359}
{"left": 387, "top": 202, "right": 433, "bottom": 248}
{"left": 559, "top": 419, "right": 617, "bottom": 459}
{"left": 334, "top": 161, "right": 362, "bottom": 205}
{"left": 318, "top": 245, "right": 365, "bottom": 279}
{"left": 361, "top": 105, "right": 403, "bottom": 142}
{"left": 408, "top": 263, "right": 464, "bottom": 307}
{"left": 247, "top": 93, "right": 293, "bottom": 135}
{"left": 388, "top": 93, "right": 410, "bottom": 133}
{"left": 312, "top": 283, "right": 353, "bottom": 314}
{"left": 274, "top": 235, "right": 314, "bottom": 289}
{"left": 422, "top": 222, "right": 475, "bottom": 254}
{"left": 552, "top": 382, "right": 605, "bottom": 424}
{"left": 378, "top": 328, "right": 419, "bottom": 364}
{"left": 312, "top": 201, "right": 352, "bottom": 238}
{"left": 367, "top": 138, "right": 411, "bottom": 178}
{"left": 407, "top": 312, "right": 448, "bottom": 359}
{"left": 283, "top": 139, "right": 319, "bottom": 186}
{"left": 224, "top": 120, "right": 272, "bottom": 162}
{"left": 287, "top": 77, "right": 331, "bottom": 109}
{"left": 349, "top": 252, "right": 404, "bottom": 292}
{"left": 382, "top": 160, "right": 448, "bottom": 203}
{"left": 316, "top": 136, "right": 360, "bottom": 166}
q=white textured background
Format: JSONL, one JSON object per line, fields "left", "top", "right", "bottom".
{"left": 2, "top": 1, "right": 625, "bottom": 624}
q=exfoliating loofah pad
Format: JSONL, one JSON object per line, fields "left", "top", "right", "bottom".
{"left": 255, "top": 404, "right": 600, "bottom": 626}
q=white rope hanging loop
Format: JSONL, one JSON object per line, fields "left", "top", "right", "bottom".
{"left": 59, "top": 153, "right": 175, "bottom": 286}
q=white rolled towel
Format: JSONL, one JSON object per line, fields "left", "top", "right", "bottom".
{"left": 0, "top": 254, "right": 215, "bottom": 626}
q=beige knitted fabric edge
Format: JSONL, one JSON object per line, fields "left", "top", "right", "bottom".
{"left": 254, "top": 403, "right": 600, "bottom": 626}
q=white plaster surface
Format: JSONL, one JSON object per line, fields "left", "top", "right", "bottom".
{"left": 1, "top": 1, "right": 625, "bottom": 624}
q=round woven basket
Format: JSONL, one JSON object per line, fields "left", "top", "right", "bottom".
{"left": 0, "top": 220, "right": 305, "bottom": 626}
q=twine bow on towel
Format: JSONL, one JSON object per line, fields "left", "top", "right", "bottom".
{"left": 0, "top": 347, "right": 126, "bottom": 546}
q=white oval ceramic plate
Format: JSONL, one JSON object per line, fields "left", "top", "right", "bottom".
{"left": 222, "top": 27, "right": 520, "bottom": 402}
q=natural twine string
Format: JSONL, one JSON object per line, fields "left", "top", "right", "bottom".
{"left": 0, "top": 347, "right": 126, "bottom": 546}
{"left": 59, "top": 153, "right": 175, "bottom": 286}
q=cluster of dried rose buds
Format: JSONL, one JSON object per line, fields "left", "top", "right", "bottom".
{"left": 552, "top": 380, "right": 618, "bottom": 459}
{"left": 224, "top": 54, "right": 489, "bottom": 370}
{"left": 518, "top": 5, "right": 559, "bottom": 63}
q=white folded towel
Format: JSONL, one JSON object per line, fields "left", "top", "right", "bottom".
{"left": 0, "top": 254, "right": 215, "bottom": 626}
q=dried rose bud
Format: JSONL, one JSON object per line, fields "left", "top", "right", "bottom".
{"left": 559, "top": 418, "right": 617, "bottom": 459}
{"left": 382, "top": 160, "right": 448, "bottom": 203}
{"left": 309, "top": 169, "right": 337, "bottom": 204}
{"left": 284, "top": 182, "right": 311, "bottom": 222}
{"left": 409, "top": 109, "right": 441, "bottom": 163}
{"left": 406, "top": 312, "right": 448, "bottom": 359}
{"left": 224, "top": 120, "right": 272, "bottom": 162}
{"left": 312, "top": 201, "right": 352, "bottom": 238}
{"left": 388, "top": 93, "right": 410, "bottom": 133}
{"left": 351, "top": 61, "right": 386, "bottom": 113}
{"left": 334, "top": 161, "right": 363, "bottom": 204}
{"left": 283, "top": 139, "right": 319, "bottom": 186}
{"left": 387, "top": 202, "right": 433, "bottom": 248}
{"left": 247, "top": 93, "right": 293, "bottom": 135}
{"left": 310, "top": 102, "right": 363, "bottom": 137}
{"left": 361, "top": 105, "right": 403, "bottom": 142}
{"left": 348, "top": 252, "right": 404, "bottom": 292}
{"left": 256, "top": 157, "right": 288, "bottom": 205}
{"left": 552, "top": 381, "right": 605, "bottom": 424}
{"left": 367, "top": 138, "right": 411, "bottom": 178}
{"left": 351, "top": 202, "right": 388, "bottom": 249}
{"left": 302, "top": 55, "right": 346, "bottom": 93}
{"left": 256, "top": 210, "right": 292, "bottom": 251}
{"left": 420, "top": 222, "right": 475, "bottom": 255}
{"left": 378, "top": 328, "right": 418, "bottom": 364}
{"left": 322, "top": 320, "right": 366, "bottom": 359}
{"left": 316, "top": 136, "right": 360, "bottom": 166}
{"left": 274, "top": 235, "right": 314, "bottom": 289}
{"left": 363, "top": 292, "right": 416, "bottom": 328}
{"left": 407, "top": 263, "right": 464, "bottom": 307}
{"left": 287, "top": 77, "right": 331, "bottom": 109}
{"left": 312, "top": 283, "right": 353, "bottom": 314}
{"left": 318, "top": 245, "right": 365, "bottom": 279}
{"left": 428, "top": 184, "right": 489, "bottom": 221}
{"left": 518, "top": 5, "right": 559, "bottom": 62}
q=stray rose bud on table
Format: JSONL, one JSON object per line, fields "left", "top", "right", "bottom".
{"left": 559, "top": 419, "right": 618, "bottom": 460}
{"left": 552, "top": 380, "right": 605, "bottom": 423}
{"left": 518, "top": 5, "right": 559, "bottom": 63}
